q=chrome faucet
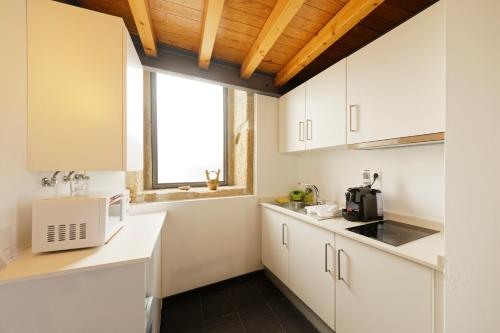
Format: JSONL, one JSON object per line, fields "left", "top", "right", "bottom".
{"left": 298, "top": 183, "right": 322, "bottom": 205}
{"left": 41, "top": 171, "right": 61, "bottom": 187}
{"left": 63, "top": 171, "right": 76, "bottom": 183}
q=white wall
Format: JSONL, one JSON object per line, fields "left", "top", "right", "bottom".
{"left": 255, "top": 94, "right": 299, "bottom": 198}
{"left": 0, "top": 1, "right": 124, "bottom": 250}
{"left": 131, "top": 196, "right": 262, "bottom": 297}
{"left": 297, "top": 144, "right": 445, "bottom": 222}
{"left": 445, "top": 0, "right": 500, "bottom": 331}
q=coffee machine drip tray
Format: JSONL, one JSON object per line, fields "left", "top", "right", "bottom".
{"left": 346, "top": 220, "right": 439, "bottom": 247}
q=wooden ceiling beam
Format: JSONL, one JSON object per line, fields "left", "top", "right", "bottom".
{"left": 127, "top": 0, "right": 157, "bottom": 57}
{"left": 199, "top": 0, "right": 225, "bottom": 69}
{"left": 274, "top": 0, "right": 384, "bottom": 87}
{"left": 240, "top": 0, "right": 305, "bottom": 79}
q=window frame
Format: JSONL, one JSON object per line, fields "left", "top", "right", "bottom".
{"left": 150, "top": 72, "right": 229, "bottom": 189}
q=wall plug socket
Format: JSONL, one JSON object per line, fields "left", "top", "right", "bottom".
{"left": 372, "top": 170, "right": 382, "bottom": 190}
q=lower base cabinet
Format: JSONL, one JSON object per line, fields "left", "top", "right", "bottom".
{"left": 262, "top": 207, "right": 436, "bottom": 333}
{"left": 261, "top": 207, "right": 336, "bottom": 330}
{"left": 0, "top": 232, "right": 163, "bottom": 333}
{"left": 335, "top": 234, "right": 433, "bottom": 333}
{"left": 289, "top": 218, "right": 335, "bottom": 329}
{"left": 262, "top": 208, "right": 290, "bottom": 285}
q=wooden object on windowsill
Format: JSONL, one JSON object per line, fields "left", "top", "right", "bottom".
{"left": 205, "top": 169, "right": 220, "bottom": 190}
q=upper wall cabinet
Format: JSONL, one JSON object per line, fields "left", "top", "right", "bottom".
{"left": 305, "top": 59, "right": 347, "bottom": 150}
{"left": 279, "top": 83, "right": 306, "bottom": 153}
{"left": 279, "top": 59, "right": 347, "bottom": 153}
{"left": 346, "top": 1, "right": 445, "bottom": 144}
{"left": 27, "top": 0, "right": 143, "bottom": 171}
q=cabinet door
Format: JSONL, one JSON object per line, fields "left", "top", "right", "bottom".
{"left": 146, "top": 234, "right": 162, "bottom": 333}
{"left": 27, "top": 0, "right": 127, "bottom": 171}
{"left": 335, "top": 235, "right": 433, "bottom": 333}
{"left": 125, "top": 31, "right": 144, "bottom": 171}
{"left": 279, "top": 84, "right": 306, "bottom": 153}
{"left": 305, "top": 59, "right": 346, "bottom": 150}
{"left": 289, "top": 219, "right": 335, "bottom": 330}
{"left": 261, "top": 208, "right": 289, "bottom": 285}
{"left": 346, "top": 1, "right": 444, "bottom": 144}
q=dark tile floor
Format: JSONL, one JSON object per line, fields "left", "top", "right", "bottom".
{"left": 161, "top": 270, "right": 319, "bottom": 333}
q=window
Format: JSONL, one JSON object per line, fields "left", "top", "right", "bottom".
{"left": 151, "top": 72, "right": 228, "bottom": 188}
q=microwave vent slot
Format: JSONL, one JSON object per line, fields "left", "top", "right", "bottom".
{"left": 58, "top": 224, "right": 67, "bottom": 242}
{"left": 79, "top": 223, "right": 87, "bottom": 240}
{"left": 69, "top": 224, "right": 77, "bottom": 240}
{"left": 47, "top": 225, "right": 55, "bottom": 243}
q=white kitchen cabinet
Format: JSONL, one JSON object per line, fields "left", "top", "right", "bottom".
{"left": 146, "top": 233, "right": 163, "bottom": 333}
{"left": 289, "top": 218, "right": 336, "bottom": 330}
{"left": 261, "top": 207, "right": 290, "bottom": 285}
{"left": 0, "top": 213, "right": 165, "bottom": 333}
{"left": 346, "top": 1, "right": 445, "bottom": 144}
{"left": 262, "top": 206, "right": 336, "bottom": 329}
{"left": 278, "top": 59, "right": 347, "bottom": 153}
{"left": 27, "top": 0, "right": 143, "bottom": 171}
{"left": 305, "top": 58, "right": 346, "bottom": 150}
{"left": 279, "top": 84, "right": 306, "bottom": 153}
{"left": 335, "top": 234, "right": 433, "bottom": 333}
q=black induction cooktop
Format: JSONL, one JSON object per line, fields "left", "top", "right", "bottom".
{"left": 346, "top": 220, "right": 439, "bottom": 247}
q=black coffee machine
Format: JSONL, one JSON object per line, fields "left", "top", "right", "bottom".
{"left": 342, "top": 172, "right": 383, "bottom": 222}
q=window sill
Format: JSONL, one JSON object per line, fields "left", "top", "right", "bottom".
{"left": 134, "top": 186, "right": 250, "bottom": 203}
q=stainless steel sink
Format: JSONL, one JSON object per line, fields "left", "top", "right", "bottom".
{"left": 272, "top": 201, "right": 336, "bottom": 221}
{"left": 276, "top": 201, "right": 308, "bottom": 213}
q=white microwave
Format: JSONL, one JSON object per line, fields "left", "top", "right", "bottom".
{"left": 32, "top": 191, "right": 127, "bottom": 253}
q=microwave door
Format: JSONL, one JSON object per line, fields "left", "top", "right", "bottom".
{"left": 106, "top": 196, "right": 125, "bottom": 242}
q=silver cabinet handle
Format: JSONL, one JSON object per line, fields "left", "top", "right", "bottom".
{"left": 282, "top": 224, "right": 286, "bottom": 245}
{"left": 349, "top": 105, "right": 358, "bottom": 132}
{"left": 324, "top": 243, "right": 333, "bottom": 273}
{"left": 282, "top": 224, "right": 288, "bottom": 246}
{"left": 337, "top": 249, "right": 345, "bottom": 281}
{"left": 299, "top": 122, "right": 305, "bottom": 142}
{"left": 306, "top": 119, "right": 312, "bottom": 140}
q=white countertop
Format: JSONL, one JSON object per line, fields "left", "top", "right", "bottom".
{"left": 261, "top": 202, "right": 444, "bottom": 271}
{"left": 0, "top": 212, "right": 166, "bottom": 285}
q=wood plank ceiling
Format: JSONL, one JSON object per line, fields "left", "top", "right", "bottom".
{"left": 76, "top": 0, "right": 438, "bottom": 93}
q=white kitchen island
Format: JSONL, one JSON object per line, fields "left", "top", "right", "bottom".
{"left": 0, "top": 212, "right": 166, "bottom": 333}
